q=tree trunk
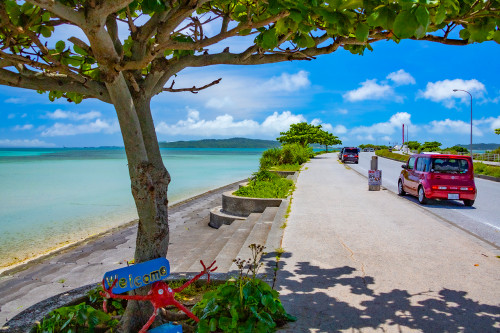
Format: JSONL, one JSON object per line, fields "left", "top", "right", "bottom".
{"left": 105, "top": 75, "right": 171, "bottom": 332}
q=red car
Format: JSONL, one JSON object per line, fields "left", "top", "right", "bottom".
{"left": 398, "top": 154, "right": 477, "bottom": 206}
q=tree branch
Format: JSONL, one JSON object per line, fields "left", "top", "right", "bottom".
{"left": 0, "top": 68, "right": 111, "bottom": 103}
{"left": 162, "top": 77, "right": 222, "bottom": 94}
{"left": 25, "top": 0, "right": 85, "bottom": 27}
{"left": 96, "top": 0, "right": 134, "bottom": 18}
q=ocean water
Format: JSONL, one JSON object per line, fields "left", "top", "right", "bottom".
{"left": 0, "top": 148, "right": 262, "bottom": 270}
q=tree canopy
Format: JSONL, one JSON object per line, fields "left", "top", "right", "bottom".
{"left": 421, "top": 141, "right": 442, "bottom": 151}
{"left": 1, "top": 1, "right": 499, "bottom": 331}
{"left": 495, "top": 128, "right": 500, "bottom": 135}
{"left": 405, "top": 140, "right": 422, "bottom": 150}
{"left": 277, "top": 122, "right": 321, "bottom": 146}
{"left": 317, "top": 130, "right": 342, "bottom": 151}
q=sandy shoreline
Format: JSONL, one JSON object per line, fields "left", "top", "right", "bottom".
{"left": 0, "top": 179, "right": 245, "bottom": 327}
{"left": 0, "top": 180, "right": 246, "bottom": 277}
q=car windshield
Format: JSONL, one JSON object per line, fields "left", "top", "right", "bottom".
{"left": 344, "top": 149, "right": 357, "bottom": 154}
{"left": 431, "top": 158, "right": 469, "bottom": 174}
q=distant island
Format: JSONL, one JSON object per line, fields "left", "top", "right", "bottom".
{"left": 159, "top": 137, "right": 281, "bottom": 148}
{"left": 456, "top": 143, "right": 500, "bottom": 150}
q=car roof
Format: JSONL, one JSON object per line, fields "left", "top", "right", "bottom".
{"left": 411, "top": 153, "right": 472, "bottom": 159}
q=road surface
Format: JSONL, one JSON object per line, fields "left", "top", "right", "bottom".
{"left": 347, "top": 152, "right": 500, "bottom": 248}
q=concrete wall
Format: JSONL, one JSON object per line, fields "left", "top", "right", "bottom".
{"left": 222, "top": 191, "right": 283, "bottom": 217}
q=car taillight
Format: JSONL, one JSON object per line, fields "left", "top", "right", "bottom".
{"left": 344, "top": 155, "right": 347, "bottom": 157}
{"left": 432, "top": 186, "right": 447, "bottom": 190}
{"left": 460, "top": 187, "right": 474, "bottom": 191}
{"left": 355, "top": 155, "right": 358, "bottom": 158}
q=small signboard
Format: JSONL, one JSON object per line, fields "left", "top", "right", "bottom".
{"left": 368, "top": 170, "right": 382, "bottom": 186}
{"left": 102, "top": 257, "right": 170, "bottom": 294}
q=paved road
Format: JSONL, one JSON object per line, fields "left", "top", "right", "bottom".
{"left": 348, "top": 152, "right": 500, "bottom": 248}
{"left": 277, "top": 153, "right": 499, "bottom": 332}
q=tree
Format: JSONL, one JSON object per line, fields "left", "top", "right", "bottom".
{"left": 317, "top": 130, "right": 342, "bottom": 152}
{"left": 421, "top": 141, "right": 442, "bottom": 152}
{"left": 495, "top": 128, "right": 500, "bottom": 135}
{"left": 0, "top": 0, "right": 498, "bottom": 330}
{"left": 406, "top": 141, "right": 421, "bottom": 151}
{"left": 443, "top": 145, "right": 468, "bottom": 153}
{"left": 277, "top": 122, "right": 323, "bottom": 147}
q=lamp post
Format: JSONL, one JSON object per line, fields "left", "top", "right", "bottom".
{"left": 453, "top": 89, "right": 473, "bottom": 158}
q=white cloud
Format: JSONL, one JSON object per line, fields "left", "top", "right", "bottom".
{"left": 333, "top": 125, "right": 347, "bottom": 135}
{"left": 41, "top": 119, "right": 119, "bottom": 136}
{"left": 7, "top": 114, "right": 15, "bottom": 119}
{"left": 336, "top": 108, "right": 348, "bottom": 115}
{"left": 5, "top": 97, "right": 26, "bottom": 104}
{"left": 44, "top": 109, "right": 102, "bottom": 121}
{"left": 156, "top": 109, "right": 311, "bottom": 137}
{"left": 264, "top": 71, "right": 311, "bottom": 92}
{"left": 13, "top": 124, "right": 34, "bottom": 131}
{"left": 418, "top": 79, "right": 486, "bottom": 108}
{"left": 426, "top": 119, "right": 483, "bottom": 136}
{"left": 387, "top": 69, "right": 416, "bottom": 86}
{"left": 351, "top": 112, "right": 412, "bottom": 136}
{"left": 205, "top": 96, "right": 233, "bottom": 109}
{"left": 0, "top": 139, "right": 56, "bottom": 147}
{"left": 343, "top": 79, "right": 399, "bottom": 102}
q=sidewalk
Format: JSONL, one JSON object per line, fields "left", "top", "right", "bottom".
{"left": 276, "top": 154, "right": 500, "bottom": 332}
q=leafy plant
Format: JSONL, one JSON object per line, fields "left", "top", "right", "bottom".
{"left": 473, "top": 162, "right": 500, "bottom": 178}
{"left": 234, "top": 171, "right": 294, "bottom": 199}
{"left": 35, "top": 302, "right": 118, "bottom": 333}
{"left": 375, "top": 149, "right": 409, "bottom": 162}
{"left": 192, "top": 245, "right": 295, "bottom": 332}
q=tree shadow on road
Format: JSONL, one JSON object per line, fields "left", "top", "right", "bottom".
{"left": 275, "top": 261, "right": 499, "bottom": 332}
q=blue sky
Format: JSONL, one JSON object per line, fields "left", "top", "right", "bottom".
{"left": 1, "top": 34, "right": 499, "bottom": 148}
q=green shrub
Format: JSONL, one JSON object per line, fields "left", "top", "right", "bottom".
{"left": 234, "top": 171, "right": 294, "bottom": 198}
{"left": 474, "top": 162, "right": 500, "bottom": 178}
{"left": 269, "top": 164, "right": 301, "bottom": 172}
{"left": 375, "top": 149, "right": 409, "bottom": 162}
{"left": 259, "top": 144, "right": 311, "bottom": 170}
{"left": 193, "top": 245, "right": 295, "bottom": 332}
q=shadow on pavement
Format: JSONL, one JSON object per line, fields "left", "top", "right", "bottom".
{"left": 276, "top": 261, "right": 499, "bottom": 332}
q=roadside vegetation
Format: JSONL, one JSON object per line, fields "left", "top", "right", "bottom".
{"left": 259, "top": 143, "right": 312, "bottom": 171}
{"left": 234, "top": 171, "right": 294, "bottom": 199}
{"left": 474, "top": 163, "right": 500, "bottom": 178}
{"left": 375, "top": 150, "right": 409, "bottom": 162}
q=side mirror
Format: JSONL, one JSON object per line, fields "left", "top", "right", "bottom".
{"left": 401, "top": 164, "right": 407, "bottom": 169}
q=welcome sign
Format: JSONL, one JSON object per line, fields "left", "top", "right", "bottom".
{"left": 102, "top": 258, "right": 170, "bottom": 294}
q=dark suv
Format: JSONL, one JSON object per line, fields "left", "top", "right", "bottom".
{"left": 339, "top": 147, "right": 359, "bottom": 164}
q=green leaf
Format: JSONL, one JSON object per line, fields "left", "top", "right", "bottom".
{"left": 339, "top": 0, "right": 363, "bottom": 10}
{"left": 434, "top": 5, "right": 447, "bottom": 25}
{"left": 355, "top": 22, "right": 369, "bottom": 42}
{"left": 459, "top": 28, "right": 470, "bottom": 40}
{"left": 415, "top": 6, "right": 430, "bottom": 29}
{"left": 209, "top": 317, "right": 217, "bottom": 331}
{"left": 55, "top": 40, "right": 65, "bottom": 53}
{"left": 492, "top": 30, "right": 500, "bottom": 44}
{"left": 40, "top": 26, "right": 52, "bottom": 38}
{"left": 261, "top": 28, "right": 278, "bottom": 49}
{"left": 42, "top": 12, "right": 51, "bottom": 22}
{"left": 393, "top": 10, "right": 419, "bottom": 39}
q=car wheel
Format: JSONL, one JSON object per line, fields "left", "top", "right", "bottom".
{"left": 355, "top": 161, "right": 358, "bottom": 164}
{"left": 463, "top": 199, "right": 474, "bottom": 207}
{"left": 398, "top": 180, "right": 406, "bottom": 196}
{"left": 418, "top": 186, "right": 428, "bottom": 204}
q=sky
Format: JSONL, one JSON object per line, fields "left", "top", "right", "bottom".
{"left": 1, "top": 21, "right": 499, "bottom": 148}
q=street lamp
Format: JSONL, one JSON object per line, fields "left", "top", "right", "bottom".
{"left": 453, "top": 89, "right": 473, "bottom": 158}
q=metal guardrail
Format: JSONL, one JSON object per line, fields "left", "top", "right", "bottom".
{"left": 440, "top": 152, "right": 500, "bottom": 162}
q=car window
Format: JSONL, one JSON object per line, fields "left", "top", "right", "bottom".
{"left": 408, "top": 157, "right": 415, "bottom": 170}
{"left": 416, "top": 158, "right": 424, "bottom": 171}
{"left": 345, "top": 148, "right": 357, "bottom": 154}
{"left": 432, "top": 158, "right": 469, "bottom": 174}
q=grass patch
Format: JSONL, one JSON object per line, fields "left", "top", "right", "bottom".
{"left": 376, "top": 149, "right": 409, "bottom": 162}
{"left": 474, "top": 162, "right": 500, "bottom": 178}
{"left": 270, "top": 163, "right": 301, "bottom": 172}
{"left": 234, "top": 170, "right": 294, "bottom": 199}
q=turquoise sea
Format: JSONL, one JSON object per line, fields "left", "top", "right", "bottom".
{"left": 0, "top": 148, "right": 262, "bottom": 270}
